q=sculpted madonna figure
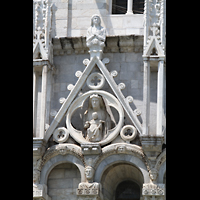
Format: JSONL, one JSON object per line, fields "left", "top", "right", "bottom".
{"left": 83, "top": 94, "right": 112, "bottom": 142}
{"left": 86, "top": 14, "right": 106, "bottom": 59}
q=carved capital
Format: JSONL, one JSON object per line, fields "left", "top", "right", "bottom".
{"left": 142, "top": 183, "right": 165, "bottom": 197}
{"left": 33, "top": 184, "right": 51, "bottom": 200}
{"left": 77, "top": 182, "right": 103, "bottom": 200}
{"left": 33, "top": 138, "right": 46, "bottom": 158}
{"left": 140, "top": 136, "right": 164, "bottom": 159}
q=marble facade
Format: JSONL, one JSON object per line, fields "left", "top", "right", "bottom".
{"left": 33, "top": 1, "right": 166, "bottom": 200}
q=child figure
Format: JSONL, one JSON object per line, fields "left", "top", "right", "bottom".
{"left": 84, "top": 112, "right": 105, "bottom": 142}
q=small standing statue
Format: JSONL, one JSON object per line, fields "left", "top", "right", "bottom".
{"left": 86, "top": 14, "right": 106, "bottom": 60}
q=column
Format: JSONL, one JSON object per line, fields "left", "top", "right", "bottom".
{"left": 33, "top": 69, "right": 38, "bottom": 137}
{"left": 143, "top": 0, "right": 150, "bottom": 48}
{"left": 126, "top": 0, "right": 133, "bottom": 14}
{"left": 40, "top": 64, "right": 48, "bottom": 138}
{"left": 156, "top": 60, "right": 164, "bottom": 136}
{"left": 142, "top": 58, "right": 150, "bottom": 136}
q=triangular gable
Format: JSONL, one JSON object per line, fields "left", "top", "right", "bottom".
{"left": 95, "top": 58, "right": 142, "bottom": 134}
{"left": 33, "top": 30, "right": 48, "bottom": 60}
{"left": 143, "top": 24, "right": 165, "bottom": 57}
{"left": 144, "top": 37, "right": 164, "bottom": 57}
{"left": 33, "top": 42, "right": 42, "bottom": 59}
{"left": 44, "top": 56, "right": 98, "bottom": 142}
{"left": 44, "top": 56, "right": 142, "bottom": 142}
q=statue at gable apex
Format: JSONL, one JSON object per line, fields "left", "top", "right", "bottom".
{"left": 86, "top": 14, "right": 106, "bottom": 60}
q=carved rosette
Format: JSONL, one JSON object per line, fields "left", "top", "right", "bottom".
{"left": 86, "top": 72, "right": 105, "bottom": 90}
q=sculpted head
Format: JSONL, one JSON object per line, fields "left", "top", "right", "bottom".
{"left": 91, "top": 14, "right": 101, "bottom": 27}
{"left": 149, "top": 168, "right": 158, "bottom": 182}
{"left": 90, "top": 94, "right": 101, "bottom": 109}
{"left": 116, "top": 145, "right": 126, "bottom": 153}
{"left": 85, "top": 166, "right": 95, "bottom": 182}
{"left": 92, "top": 112, "right": 98, "bottom": 120}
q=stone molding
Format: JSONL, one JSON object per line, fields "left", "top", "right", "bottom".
{"left": 53, "top": 35, "right": 143, "bottom": 56}
{"left": 81, "top": 143, "right": 102, "bottom": 155}
{"left": 155, "top": 148, "right": 166, "bottom": 172}
{"left": 36, "top": 144, "right": 84, "bottom": 171}
{"left": 93, "top": 143, "right": 149, "bottom": 170}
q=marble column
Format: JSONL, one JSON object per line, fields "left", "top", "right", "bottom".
{"left": 40, "top": 64, "right": 48, "bottom": 138}
{"left": 126, "top": 0, "right": 133, "bottom": 14}
{"left": 33, "top": 69, "right": 38, "bottom": 137}
{"left": 142, "top": 58, "right": 150, "bottom": 136}
{"left": 156, "top": 59, "right": 164, "bottom": 136}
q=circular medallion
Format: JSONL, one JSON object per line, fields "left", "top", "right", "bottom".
{"left": 53, "top": 127, "right": 69, "bottom": 143}
{"left": 86, "top": 72, "right": 105, "bottom": 90}
{"left": 120, "top": 125, "right": 137, "bottom": 142}
{"left": 66, "top": 90, "right": 124, "bottom": 146}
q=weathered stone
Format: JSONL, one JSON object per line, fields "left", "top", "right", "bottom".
{"left": 33, "top": 2, "right": 166, "bottom": 200}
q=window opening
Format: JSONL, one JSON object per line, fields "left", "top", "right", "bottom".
{"left": 112, "top": 0, "right": 144, "bottom": 14}
{"left": 133, "top": 0, "right": 144, "bottom": 14}
{"left": 112, "top": 0, "right": 127, "bottom": 14}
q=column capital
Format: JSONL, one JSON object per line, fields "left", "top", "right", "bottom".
{"left": 77, "top": 182, "right": 103, "bottom": 200}
{"left": 142, "top": 183, "right": 165, "bottom": 198}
